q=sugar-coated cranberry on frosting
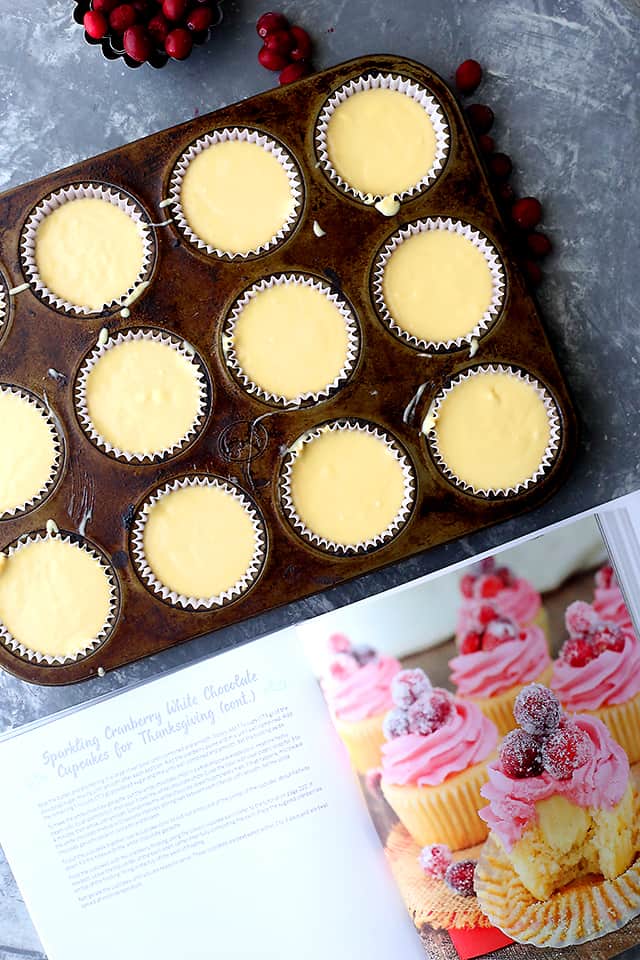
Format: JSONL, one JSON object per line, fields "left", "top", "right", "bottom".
{"left": 322, "top": 633, "right": 401, "bottom": 723}
{"left": 457, "top": 557, "right": 541, "bottom": 635}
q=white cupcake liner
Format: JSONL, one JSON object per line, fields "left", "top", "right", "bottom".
{"left": 222, "top": 273, "right": 360, "bottom": 407}
{"left": 424, "top": 364, "right": 561, "bottom": 498}
{"left": 372, "top": 218, "right": 506, "bottom": 352}
{"left": 0, "top": 530, "right": 119, "bottom": 665}
{"left": 0, "top": 384, "right": 64, "bottom": 519}
{"left": 280, "top": 419, "right": 416, "bottom": 555}
{"left": 75, "top": 327, "right": 209, "bottom": 464}
{"left": 315, "top": 72, "right": 450, "bottom": 203}
{"left": 130, "top": 475, "right": 267, "bottom": 610}
{"left": 20, "top": 182, "right": 156, "bottom": 317}
{"left": 0, "top": 270, "right": 7, "bottom": 337}
{"left": 169, "top": 127, "right": 303, "bottom": 259}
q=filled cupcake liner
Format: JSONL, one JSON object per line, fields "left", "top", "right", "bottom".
{"left": 468, "top": 664, "right": 553, "bottom": 738}
{"left": 0, "top": 530, "right": 119, "bottom": 665}
{"left": 75, "top": 328, "right": 209, "bottom": 463}
{"left": 475, "top": 832, "right": 640, "bottom": 947}
{"left": 372, "top": 218, "right": 506, "bottom": 351}
{"left": 222, "top": 273, "right": 360, "bottom": 407}
{"left": 0, "top": 272, "right": 7, "bottom": 337}
{"left": 424, "top": 364, "right": 562, "bottom": 497}
{"left": 333, "top": 712, "right": 387, "bottom": 773}
{"left": 315, "top": 72, "right": 450, "bottom": 203}
{"left": 581, "top": 692, "right": 640, "bottom": 766}
{"left": 280, "top": 419, "right": 416, "bottom": 556}
{"left": 381, "top": 760, "right": 492, "bottom": 850}
{"left": 20, "top": 182, "right": 155, "bottom": 317}
{"left": 169, "top": 127, "right": 303, "bottom": 259}
{"left": 130, "top": 475, "right": 267, "bottom": 610}
{"left": 0, "top": 384, "right": 64, "bottom": 519}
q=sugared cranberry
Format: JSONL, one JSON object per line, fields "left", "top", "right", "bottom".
{"left": 478, "top": 557, "right": 496, "bottom": 574}
{"left": 162, "top": 0, "right": 187, "bottom": 20}
{"left": 256, "top": 10, "right": 288, "bottom": 38}
{"left": 479, "top": 574, "right": 503, "bottom": 598}
{"left": 110, "top": 3, "right": 137, "bottom": 31}
{"left": 186, "top": 6, "right": 213, "bottom": 31}
{"left": 477, "top": 134, "right": 494, "bottom": 154}
{"left": 514, "top": 684, "right": 561, "bottom": 735}
{"left": 478, "top": 604, "right": 498, "bottom": 625}
{"left": 460, "top": 630, "right": 482, "bottom": 655}
{"left": 542, "top": 722, "right": 592, "bottom": 779}
{"left": 383, "top": 707, "right": 410, "bottom": 740}
{"left": 264, "top": 28, "right": 294, "bottom": 54}
{"left": 495, "top": 565, "right": 514, "bottom": 586}
{"left": 460, "top": 573, "right": 476, "bottom": 598}
{"left": 455, "top": 59, "right": 483, "bottom": 95}
{"left": 123, "top": 23, "right": 152, "bottom": 60}
{"left": 147, "top": 13, "right": 169, "bottom": 42}
{"left": 408, "top": 688, "right": 453, "bottom": 734}
{"left": 327, "top": 653, "right": 358, "bottom": 681}
{"left": 499, "top": 728, "right": 544, "bottom": 778}
{"left": 351, "top": 644, "right": 377, "bottom": 666}
{"left": 466, "top": 104, "right": 494, "bottom": 134}
{"left": 561, "top": 636, "right": 597, "bottom": 667}
{"left": 593, "top": 625, "right": 625, "bottom": 654}
{"left": 595, "top": 565, "right": 615, "bottom": 589}
{"left": 328, "top": 633, "right": 351, "bottom": 655}
{"left": 279, "top": 60, "right": 310, "bottom": 84}
{"left": 419, "top": 843, "right": 452, "bottom": 880}
{"left": 92, "top": 0, "right": 118, "bottom": 13}
{"left": 84, "top": 10, "right": 108, "bottom": 37}
{"left": 391, "top": 668, "right": 431, "bottom": 708}
{"left": 512, "top": 197, "right": 542, "bottom": 230}
{"left": 258, "top": 45, "right": 289, "bottom": 70}
{"left": 565, "top": 601, "right": 598, "bottom": 636}
{"left": 165, "top": 26, "right": 193, "bottom": 58}
{"left": 444, "top": 860, "right": 477, "bottom": 897}
{"left": 527, "top": 232, "right": 552, "bottom": 258}
{"left": 290, "top": 25, "right": 312, "bottom": 60}
{"left": 523, "top": 259, "right": 542, "bottom": 285}
{"left": 483, "top": 617, "right": 518, "bottom": 650}
{"left": 489, "top": 152, "right": 512, "bottom": 180}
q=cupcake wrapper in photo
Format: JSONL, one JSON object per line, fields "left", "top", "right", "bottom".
{"left": 333, "top": 712, "right": 387, "bottom": 773}
{"left": 222, "top": 272, "right": 360, "bottom": 407}
{"left": 467, "top": 664, "right": 553, "bottom": 738}
{"left": 582, "top": 692, "right": 640, "bottom": 766}
{"left": 130, "top": 474, "right": 267, "bottom": 610}
{"left": 372, "top": 218, "right": 506, "bottom": 352}
{"left": 424, "top": 364, "right": 562, "bottom": 498}
{"left": 315, "top": 72, "right": 450, "bottom": 203}
{"left": 74, "top": 327, "right": 209, "bottom": 463}
{"left": 20, "top": 182, "right": 156, "bottom": 317}
{"left": 280, "top": 419, "right": 416, "bottom": 556}
{"left": 169, "top": 127, "right": 303, "bottom": 259}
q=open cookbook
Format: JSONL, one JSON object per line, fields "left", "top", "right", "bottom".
{"left": 1, "top": 489, "right": 640, "bottom": 960}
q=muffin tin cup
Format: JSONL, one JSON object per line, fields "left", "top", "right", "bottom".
{"left": 0, "top": 384, "right": 64, "bottom": 520}
{"left": 315, "top": 72, "right": 450, "bottom": 203}
{"left": 168, "top": 127, "right": 304, "bottom": 259}
{"left": 130, "top": 475, "right": 267, "bottom": 610}
{"left": 372, "top": 217, "right": 506, "bottom": 352}
{"left": 74, "top": 327, "right": 210, "bottom": 464}
{"left": 423, "top": 364, "right": 562, "bottom": 498}
{"left": 280, "top": 419, "right": 416, "bottom": 556}
{"left": 20, "top": 182, "right": 156, "bottom": 318}
{"left": 0, "top": 530, "right": 120, "bottom": 665}
{"left": 222, "top": 272, "right": 361, "bottom": 407}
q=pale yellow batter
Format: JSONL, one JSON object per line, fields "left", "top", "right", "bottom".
{"left": 290, "top": 428, "right": 407, "bottom": 545}
{"left": 85, "top": 337, "right": 203, "bottom": 456}
{"left": 180, "top": 139, "right": 296, "bottom": 254}
{"left": 382, "top": 229, "right": 494, "bottom": 343}
{"left": 0, "top": 538, "right": 113, "bottom": 658}
{"left": 142, "top": 484, "right": 258, "bottom": 600}
{"left": 233, "top": 283, "right": 351, "bottom": 400}
{"left": 0, "top": 390, "right": 58, "bottom": 514}
{"left": 34, "top": 197, "right": 145, "bottom": 311}
{"left": 326, "top": 87, "right": 437, "bottom": 196}
{"left": 433, "top": 372, "right": 551, "bottom": 490}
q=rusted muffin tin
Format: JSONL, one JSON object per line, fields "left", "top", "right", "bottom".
{"left": 0, "top": 55, "right": 577, "bottom": 685}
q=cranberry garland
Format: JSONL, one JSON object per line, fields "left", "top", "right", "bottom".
{"left": 256, "top": 12, "right": 313, "bottom": 85}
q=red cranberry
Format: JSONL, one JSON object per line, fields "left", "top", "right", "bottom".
{"left": 109, "top": 4, "right": 137, "bottom": 31}
{"left": 444, "top": 860, "right": 477, "bottom": 897}
{"left": 482, "top": 617, "right": 518, "bottom": 651}
{"left": 92, "top": 0, "right": 118, "bottom": 12}
{"left": 466, "top": 103, "right": 494, "bottom": 134}
{"left": 594, "top": 625, "right": 625, "bottom": 654}
{"left": 328, "top": 632, "right": 351, "bottom": 654}
{"left": 264, "top": 28, "right": 294, "bottom": 54}
{"left": 527, "top": 232, "right": 552, "bottom": 258}
{"left": 542, "top": 722, "right": 592, "bottom": 779}
{"left": 460, "top": 630, "right": 482, "bottom": 654}
{"left": 279, "top": 60, "right": 310, "bottom": 84}
{"left": 147, "top": 12, "right": 169, "bottom": 42}
{"left": 165, "top": 26, "right": 192, "bottom": 57}
{"left": 477, "top": 134, "right": 494, "bottom": 154}
{"left": 131, "top": 0, "right": 149, "bottom": 13}
{"left": 123, "top": 24, "right": 152, "bottom": 60}
{"left": 289, "top": 24, "right": 311, "bottom": 60}
{"left": 478, "top": 604, "right": 498, "bottom": 625}
{"left": 419, "top": 843, "right": 452, "bottom": 880}
{"left": 512, "top": 196, "right": 542, "bottom": 230}
{"left": 514, "top": 684, "right": 561, "bottom": 735}
{"left": 258, "top": 45, "right": 289, "bottom": 70}
{"left": 595, "top": 565, "right": 615, "bottom": 589}
{"left": 455, "top": 59, "right": 483, "bottom": 95}
{"left": 499, "top": 728, "right": 544, "bottom": 778}
{"left": 497, "top": 183, "right": 515, "bottom": 205}
{"left": 479, "top": 574, "right": 503, "bottom": 598}
{"left": 84, "top": 9, "right": 108, "bottom": 37}
{"left": 495, "top": 565, "right": 514, "bottom": 587}
{"left": 489, "top": 152, "right": 512, "bottom": 180}
{"left": 561, "top": 636, "right": 597, "bottom": 667}
{"left": 565, "top": 600, "right": 597, "bottom": 637}
{"left": 351, "top": 644, "right": 377, "bottom": 666}
{"left": 186, "top": 5, "right": 213, "bottom": 30}
{"left": 382, "top": 707, "right": 410, "bottom": 740}
{"left": 460, "top": 573, "right": 476, "bottom": 598}
{"left": 256, "top": 10, "right": 288, "bottom": 37}
{"left": 478, "top": 557, "right": 496, "bottom": 574}
{"left": 391, "top": 669, "right": 431, "bottom": 708}
{"left": 523, "top": 259, "right": 542, "bottom": 286}
{"left": 162, "top": 0, "right": 188, "bottom": 20}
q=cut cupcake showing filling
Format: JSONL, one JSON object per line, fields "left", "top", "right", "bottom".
{"left": 0, "top": 387, "right": 60, "bottom": 516}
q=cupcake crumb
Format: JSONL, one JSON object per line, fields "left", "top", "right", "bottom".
{"left": 312, "top": 220, "right": 326, "bottom": 238}
{"left": 375, "top": 194, "right": 401, "bottom": 216}
{"left": 45, "top": 518, "right": 59, "bottom": 536}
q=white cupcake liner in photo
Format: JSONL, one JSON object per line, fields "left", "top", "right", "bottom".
{"left": 130, "top": 475, "right": 267, "bottom": 610}
{"left": 0, "top": 530, "right": 119, "bottom": 665}
{"left": 222, "top": 273, "right": 361, "bottom": 407}
{"left": 168, "top": 127, "right": 303, "bottom": 259}
{"left": 20, "top": 182, "right": 156, "bottom": 318}
{"left": 424, "top": 364, "right": 561, "bottom": 498}
{"left": 372, "top": 218, "right": 506, "bottom": 352}
{"left": 0, "top": 384, "right": 64, "bottom": 519}
{"left": 280, "top": 419, "right": 416, "bottom": 556}
{"left": 75, "top": 327, "right": 210, "bottom": 464}
{"left": 315, "top": 72, "right": 450, "bottom": 203}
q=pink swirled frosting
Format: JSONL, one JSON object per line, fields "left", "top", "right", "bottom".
{"left": 381, "top": 700, "right": 497, "bottom": 786}
{"left": 479, "top": 715, "right": 629, "bottom": 850}
{"left": 593, "top": 583, "right": 633, "bottom": 632}
{"left": 326, "top": 656, "right": 401, "bottom": 722}
{"left": 551, "top": 631, "right": 640, "bottom": 710}
{"left": 450, "top": 625, "right": 551, "bottom": 698}
{"left": 457, "top": 578, "right": 541, "bottom": 636}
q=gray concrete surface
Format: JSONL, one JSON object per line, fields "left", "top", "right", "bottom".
{"left": 0, "top": 0, "right": 639, "bottom": 955}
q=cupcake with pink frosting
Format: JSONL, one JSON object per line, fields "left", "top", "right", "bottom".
{"left": 551, "top": 600, "right": 640, "bottom": 763}
{"left": 457, "top": 557, "right": 549, "bottom": 643}
{"left": 380, "top": 668, "right": 498, "bottom": 850}
{"left": 450, "top": 606, "right": 552, "bottom": 736}
{"left": 593, "top": 564, "right": 634, "bottom": 632}
{"left": 322, "top": 633, "right": 401, "bottom": 773}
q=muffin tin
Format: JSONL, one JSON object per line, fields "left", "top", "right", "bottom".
{"left": 0, "top": 54, "right": 578, "bottom": 684}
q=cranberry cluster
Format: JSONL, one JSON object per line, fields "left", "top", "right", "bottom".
{"left": 326, "top": 632, "right": 376, "bottom": 682}
{"left": 459, "top": 606, "right": 525, "bottom": 655}
{"left": 383, "top": 669, "right": 454, "bottom": 740}
{"left": 559, "top": 600, "right": 626, "bottom": 667}
{"left": 256, "top": 12, "right": 313, "bottom": 85}
{"left": 83, "top": 0, "right": 216, "bottom": 62}
{"left": 419, "top": 843, "right": 477, "bottom": 897}
{"left": 499, "top": 684, "right": 592, "bottom": 780}
{"left": 460, "top": 556, "right": 515, "bottom": 601}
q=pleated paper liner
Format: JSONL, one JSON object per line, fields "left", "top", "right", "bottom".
{"left": 222, "top": 272, "right": 361, "bottom": 407}
{"left": 168, "top": 127, "right": 303, "bottom": 259}
{"left": 0, "top": 384, "right": 64, "bottom": 520}
{"left": 333, "top": 712, "right": 387, "bottom": 774}
{"left": 315, "top": 72, "right": 450, "bottom": 203}
{"left": 20, "top": 182, "right": 156, "bottom": 318}
{"left": 0, "top": 267, "right": 8, "bottom": 344}
{"left": 424, "top": 364, "right": 562, "bottom": 498}
{"left": 371, "top": 218, "right": 506, "bottom": 352}
{"left": 0, "top": 529, "right": 120, "bottom": 665}
{"left": 130, "top": 475, "right": 267, "bottom": 611}
{"left": 279, "top": 419, "right": 416, "bottom": 557}
{"left": 573, "top": 691, "right": 640, "bottom": 766}
{"left": 74, "top": 327, "right": 211, "bottom": 464}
